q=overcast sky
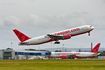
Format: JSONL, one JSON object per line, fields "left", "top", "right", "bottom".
{"left": 0, "top": 0, "right": 105, "bottom": 51}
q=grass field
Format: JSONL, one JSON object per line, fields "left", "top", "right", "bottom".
{"left": 0, "top": 59, "right": 105, "bottom": 70}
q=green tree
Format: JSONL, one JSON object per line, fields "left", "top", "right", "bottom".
{"left": 6, "top": 48, "right": 13, "bottom": 50}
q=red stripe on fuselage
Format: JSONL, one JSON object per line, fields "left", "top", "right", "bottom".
{"left": 74, "top": 55, "right": 95, "bottom": 58}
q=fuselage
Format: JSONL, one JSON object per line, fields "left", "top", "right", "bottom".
{"left": 50, "top": 52, "right": 98, "bottom": 58}
{"left": 19, "top": 25, "right": 94, "bottom": 45}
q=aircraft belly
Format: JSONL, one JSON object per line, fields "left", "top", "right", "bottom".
{"left": 76, "top": 54, "right": 92, "bottom": 57}
{"left": 35, "top": 38, "right": 50, "bottom": 44}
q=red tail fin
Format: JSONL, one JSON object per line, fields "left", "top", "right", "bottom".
{"left": 13, "top": 29, "right": 31, "bottom": 42}
{"left": 90, "top": 43, "right": 101, "bottom": 53}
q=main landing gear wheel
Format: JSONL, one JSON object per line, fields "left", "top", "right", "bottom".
{"left": 54, "top": 41, "right": 60, "bottom": 44}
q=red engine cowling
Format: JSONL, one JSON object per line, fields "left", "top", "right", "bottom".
{"left": 63, "top": 34, "right": 71, "bottom": 40}
{"left": 62, "top": 56, "right": 67, "bottom": 59}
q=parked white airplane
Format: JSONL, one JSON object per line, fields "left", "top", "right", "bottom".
{"left": 49, "top": 43, "right": 101, "bottom": 59}
{"left": 13, "top": 25, "right": 94, "bottom": 45}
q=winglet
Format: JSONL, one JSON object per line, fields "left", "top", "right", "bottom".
{"left": 13, "top": 29, "right": 31, "bottom": 42}
{"left": 90, "top": 43, "right": 101, "bottom": 53}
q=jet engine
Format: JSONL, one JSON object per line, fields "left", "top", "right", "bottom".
{"left": 62, "top": 56, "right": 67, "bottom": 59}
{"left": 63, "top": 34, "right": 71, "bottom": 40}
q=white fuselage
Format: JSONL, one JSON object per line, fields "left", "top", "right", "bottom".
{"left": 50, "top": 52, "right": 98, "bottom": 58}
{"left": 20, "top": 25, "right": 94, "bottom": 45}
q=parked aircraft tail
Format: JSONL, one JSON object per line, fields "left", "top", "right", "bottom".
{"left": 13, "top": 29, "right": 31, "bottom": 42}
{"left": 90, "top": 43, "right": 101, "bottom": 53}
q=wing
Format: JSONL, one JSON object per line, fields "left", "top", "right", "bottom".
{"left": 66, "top": 54, "right": 77, "bottom": 58}
{"left": 67, "top": 54, "right": 76, "bottom": 57}
{"left": 47, "top": 34, "right": 64, "bottom": 41}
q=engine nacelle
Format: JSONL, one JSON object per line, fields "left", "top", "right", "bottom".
{"left": 62, "top": 56, "right": 67, "bottom": 59}
{"left": 63, "top": 34, "right": 71, "bottom": 40}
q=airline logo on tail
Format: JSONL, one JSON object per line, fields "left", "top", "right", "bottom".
{"left": 13, "top": 29, "right": 31, "bottom": 42}
{"left": 90, "top": 43, "right": 101, "bottom": 53}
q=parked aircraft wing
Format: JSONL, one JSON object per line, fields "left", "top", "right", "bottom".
{"left": 66, "top": 54, "right": 76, "bottom": 57}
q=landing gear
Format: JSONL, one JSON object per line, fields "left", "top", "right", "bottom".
{"left": 88, "top": 33, "right": 90, "bottom": 36}
{"left": 54, "top": 41, "right": 60, "bottom": 44}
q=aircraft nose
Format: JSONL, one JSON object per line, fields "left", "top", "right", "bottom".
{"left": 90, "top": 26, "right": 94, "bottom": 30}
{"left": 91, "top": 26, "right": 94, "bottom": 30}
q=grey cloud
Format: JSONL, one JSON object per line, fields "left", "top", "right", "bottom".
{"left": 1, "top": 3, "right": 15, "bottom": 5}
{"left": 92, "top": 17, "right": 105, "bottom": 30}
{"left": 30, "top": 0, "right": 36, "bottom": 2}
{"left": 4, "top": 16, "right": 19, "bottom": 26}
{"left": 73, "top": 12, "right": 88, "bottom": 15}
{"left": 0, "top": 18, "right": 4, "bottom": 26}
{"left": 1, "top": 13, "right": 105, "bottom": 34}
{"left": 102, "top": 0, "right": 105, "bottom": 3}
{"left": 16, "top": 13, "right": 88, "bottom": 35}
{"left": 81, "top": 12, "right": 88, "bottom": 14}
{"left": 0, "top": 13, "right": 88, "bottom": 29}
{"left": 1, "top": 14, "right": 86, "bottom": 36}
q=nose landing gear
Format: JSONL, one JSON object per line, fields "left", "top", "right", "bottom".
{"left": 88, "top": 33, "right": 90, "bottom": 36}
{"left": 54, "top": 41, "right": 60, "bottom": 44}
{"left": 88, "top": 31, "right": 90, "bottom": 36}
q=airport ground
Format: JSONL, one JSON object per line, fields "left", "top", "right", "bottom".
{"left": 0, "top": 59, "right": 105, "bottom": 70}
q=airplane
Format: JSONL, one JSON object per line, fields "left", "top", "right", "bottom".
{"left": 49, "top": 43, "right": 101, "bottom": 59}
{"left": 13, "top": 25, "right": 94, "bottom": 45}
